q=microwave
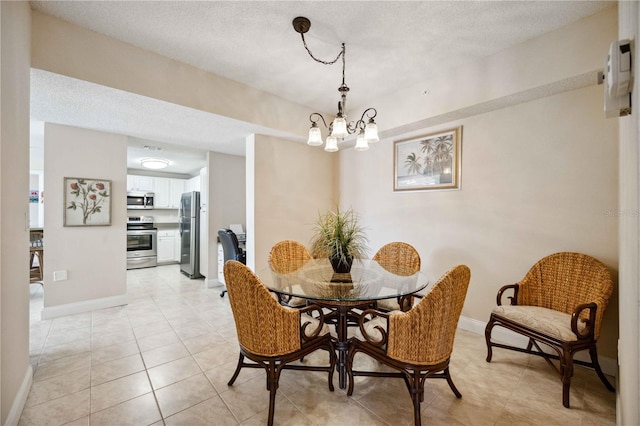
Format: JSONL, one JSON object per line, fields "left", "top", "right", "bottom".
{"left": 127, "top": 192, "right": 154, "bottom": 209}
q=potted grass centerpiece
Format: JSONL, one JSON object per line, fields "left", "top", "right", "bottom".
{"left": 310, "top": 206, "right": 368, "bottom": 274}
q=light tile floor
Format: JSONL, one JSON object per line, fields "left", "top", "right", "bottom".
{"left": 23, "top": 265, "right": 616, "bottom": 425}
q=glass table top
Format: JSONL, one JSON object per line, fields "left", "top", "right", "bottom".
{"left": 259, "top": 258, "right": 430, "bottom": 303}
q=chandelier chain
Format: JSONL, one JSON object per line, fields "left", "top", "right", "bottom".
{"left": 299, "top": 32, "right": 344, "bottom": 66}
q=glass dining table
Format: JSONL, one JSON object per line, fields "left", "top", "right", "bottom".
{"left": 259, "top": 258, "right": 430, "bottom": 389}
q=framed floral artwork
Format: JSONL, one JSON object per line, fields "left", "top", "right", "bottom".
{"left": 64, "top": 177, "right": 112, "bottom": 226}
{"left": 393, "top": 127, "right": 462, "bottom": 192}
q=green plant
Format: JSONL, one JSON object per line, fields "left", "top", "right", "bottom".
{"left": 310, "top": 207, "right": 368, "bottom": 273}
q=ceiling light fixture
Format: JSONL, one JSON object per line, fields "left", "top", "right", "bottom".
{"left": 140, "top": 158, "right": 169, "bottom": 170}
{"left": 293, "top": 16, "right": 379, "bottom": 152}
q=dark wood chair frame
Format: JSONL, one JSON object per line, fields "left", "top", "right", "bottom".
{"left": 485, "top": 283, "right": 615, "bottom": 408}
{"left": 346, "top": 309, "right": 461, "bottom": 426}
{"left": 227, "top": 304, "right": 337, "bottom": 426}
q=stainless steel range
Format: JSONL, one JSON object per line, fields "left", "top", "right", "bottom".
{"left": 127, "top": 216, "right": 157, "bottom": 269}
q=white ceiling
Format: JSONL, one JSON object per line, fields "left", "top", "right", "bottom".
{"left": 28, "top": 1, "right": 614, "bottom": 174}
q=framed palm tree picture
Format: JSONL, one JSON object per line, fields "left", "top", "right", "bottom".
{"left": 393, "top": 127, "right": 462, "bottom": 192}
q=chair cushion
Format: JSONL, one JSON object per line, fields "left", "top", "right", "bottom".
{"left": 285, "top": 296, "right": 308, "bottom": 308}
{"left": 492, "top": 305, "right": 586, "bottom": 342}
{"left": 353, "top": 311, "right": 402, "bottom": 343}
{"left": 301, "top": 313, "right": 330, "bottom": 337}
{"left": 376, "top": 298, "right": 401, "bottom": 311}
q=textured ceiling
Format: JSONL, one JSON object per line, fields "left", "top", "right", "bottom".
{"left": 28, "top": 1, "right": 614, "bottom": 172}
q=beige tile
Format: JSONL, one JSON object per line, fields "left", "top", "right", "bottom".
{"left": 90, "top": 371, "right": 152, "bottom": 413}
{"left": 23, "top": 264, "right": 617, "bottom": 426}
{"left": 62, "top": 415, "right": 89, "bottom": 426}
{"left": 91, "top": 353, "right": 145, "bottom": 386}
{"left": 91, "top": 340, "right": 140, "bottom": 365}
{"left": 91, "top": 329, "right": 136, "bottom": 349}
{"left": 44, "top": 327, "right": 91, "bottom": 348}
{"left": 155, "top": 373, "right": 217, "bottom": 418}
{"left": 133, "top": 320, "right": 173, "bottom": 339}
{"left": 26, "top": 368, "right": 90, "bottom": 407}
{"left": 148, "top": 355, "right": 202, "bottom": 389}
{"left": 136, "top": 330, "right": 181, "bottom": 352}
{"left": 34, "top": 352, "right": 91, "bottom": 382}
{"left": 90, "top": 392, "right": 162, "bottom": 426}
{"left": 38, "top": 338, "right": 91, "bottom": 364}
{"left": 240, "top": 398, "right": 312, "bottom": 426}
{"left": 192, "top": 344, "right": 238, "bottom": 371}
{"left": 142, "top": 341, "right": 190, "bottom": 368}
{"left": 91, "top": 319, "right": 132, "bottom": 336}
{"left": 173, "top": 322, "right": 216, "bottom": 341}
{"left": 163, "top": 396, "right": 238, "bottom": 425}
{"left": 18, "top": 389, "right": 89, "bottom": 426}
{"left": 182, "top": 332, "right": 228, "bottom": 355}
{"left": 204, "top": 358, "right": 262, "bottom": 393}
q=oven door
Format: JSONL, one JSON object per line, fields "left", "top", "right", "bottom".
{"left": 127, "top": 229, "right": 157, "bottom": 258}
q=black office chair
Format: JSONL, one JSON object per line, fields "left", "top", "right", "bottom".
{"left": 218, "top": 229, "right": 246, "bottom": 297}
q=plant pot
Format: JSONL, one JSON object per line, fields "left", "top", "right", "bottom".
{"left": 330, "top": 256, "right": 353, "bottom": 274}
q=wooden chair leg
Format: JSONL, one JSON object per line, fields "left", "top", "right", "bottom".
{"left": 484, "top": 317, "right": 495, "bottom": 362}
{"left": 346, "top": 345, "right": 357, "bottom": 396}
{"left": 410, "top": 373, "right": 423, "bottom": 426}
{"left": 444, "top": 367, "right": 462, "bottom": 398}
{"left": 589, "top": 347, "right": 615, "bottom": 392}
{"left": 227, "top": 353, "right": 244, "bottom": 386}
{"left": 561, "top": 349, "right": 573, "bottom": 408}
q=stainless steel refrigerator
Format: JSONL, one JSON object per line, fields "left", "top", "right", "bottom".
{"left": 179, "top": 191, "right": 203, "bottom": 278}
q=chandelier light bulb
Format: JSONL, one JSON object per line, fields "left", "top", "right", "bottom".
{"left": 354, "top": 131, "right": 369, "bottom": 151}
{"left": 364, "top": 120, "right": 379, "bottom": 143}
{"left": 331, "top": 116, "right": 348, "bottom": 139}
{"left": 307, "top": 124, "right": 323, "bottom": 146}
{"left": 324, "top": 135, "right": 339, "bottom": 152}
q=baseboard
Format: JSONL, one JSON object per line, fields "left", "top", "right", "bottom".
{"left": 41, "top": 294, "right": 128, "bottom": 320}
{"left": 458, "top": 315, "right": 617, "bottom": 377}
{"left": 4, "top": 365, "right": 33, "bottom": 426}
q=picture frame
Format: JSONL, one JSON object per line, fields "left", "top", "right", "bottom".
{"left": 64, "top": 177, "right": 112, "bottom": 226}
{"left": 393, "top": 127, "right": 462, "bottom": 192}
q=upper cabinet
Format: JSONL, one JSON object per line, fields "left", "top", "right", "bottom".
{"left": 154, "top": 177, "right": 184, "bottom": 209}
{"left": 128, "top": 175, "right": 185, "bottom": 209}
{"left": 127, "top": 175, "right": 155, "bottom": 192}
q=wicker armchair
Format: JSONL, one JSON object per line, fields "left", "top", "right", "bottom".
{"left": 484, "top": 252, "right": 615, "bottom": 408}
{"left": 347, "top": 265, "right": 470, "bottom": 426}
{"left": 224, "top": 260, "right": 336, "bottom": 426}
{"left": 268, "top": 240, "right": 312, "bottom": 307}
{"left": 373, "top": 242, "right": 421, "bottom": 311}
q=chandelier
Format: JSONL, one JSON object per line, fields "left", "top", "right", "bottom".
{"left": 292, "top": 16, "right": 379, "bottom": 152}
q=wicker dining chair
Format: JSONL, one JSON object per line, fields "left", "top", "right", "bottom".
{"left": 485, "top": 252, "right": 615, "bottom": 408}
{"left": 268, "top": 240, "right": 312, "bottom": 307}
{"left": 224, "top": 260, "right": 336, "bottom": 426}
{"left": 373, "top": 242, "right": 421, "bottom": 311}
{"left": 347, "top": 265, "right": 471, "bottom": 426}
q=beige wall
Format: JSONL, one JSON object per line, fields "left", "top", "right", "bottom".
{"left": 206, "top": 152, "right": 246, "bottom": 281}
{"left": 340, "top": 85, "right": 618, "bottom": 359}
{"left": 1, "top": 2, "right": 32, "bottom": 424}
{"left": 248, "top": 134, "right": 337, "bottom": 273}
{"left": 42, "top": 124, "right": 127, "bottom": 314}
{"left": 617, "top": 1, "right": 639, "bottom": 424}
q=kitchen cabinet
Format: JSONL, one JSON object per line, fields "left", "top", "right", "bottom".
{"left": 157, "top": 230, "right": 177, "bottom": 263}
{"left": 127, "top": 175, "right": 154, "bottom": 192}
{"left": 148, "top": 177, "right": 184, "bottom": 209}
{"left": 169, "top": 179, "right": 185, "bottom": 208}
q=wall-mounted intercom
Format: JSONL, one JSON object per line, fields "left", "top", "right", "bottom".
{"left": 604, "top": 39, "right": 633, "bottom": 118}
